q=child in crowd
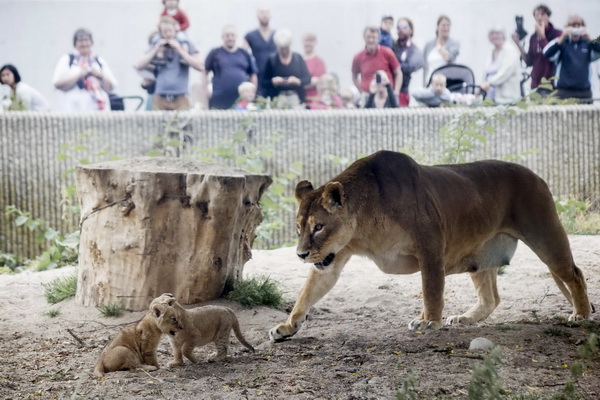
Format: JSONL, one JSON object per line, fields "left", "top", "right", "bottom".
{"left": 152, "top": 0, "right": 190, "bottom": 53}
{"left": 310, "top": 73, "right": 343, "bottom": 109}
{"left": 161, "top": 0, "right": 189, "bottom": 32}
{"left": 234, "top": 82, "right": 260, "bottom": 110}
{"left": 150, "top": 16, "right": 190, "bottom": 65}
{"left": 412, "top": 73, "right": 452, "bottom": 107}
{"left": 413, "top": 73, "right": 478, "bottom": 106}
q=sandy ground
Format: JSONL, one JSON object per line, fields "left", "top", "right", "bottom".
{"left": 1, "top": 236, "right": 599, "bottom": 399}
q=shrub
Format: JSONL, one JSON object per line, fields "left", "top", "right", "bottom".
{"left": 227, "top": 275, "right": 284, "bottom": 308}
{"left": 43, "top": 272, "right": 77, "bottom": 304}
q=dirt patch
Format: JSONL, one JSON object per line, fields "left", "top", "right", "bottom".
{"left": 1, "top": 236, "right": 599, "bottom": 399}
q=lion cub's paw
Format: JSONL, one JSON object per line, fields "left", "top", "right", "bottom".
{"left": 445, "top": 315, "right": 475, "bottom": 326}
{"left": 408, "top": 318, "right": 442, "bottom": 331}
{"left": 167, "top": 361, "right": 184, "bottom": 368}
{"left": 269, "top": 323, "right": 300, "bottom": 342}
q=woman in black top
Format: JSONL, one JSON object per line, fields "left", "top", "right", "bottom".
{"left": 364, "top": 70, "right": 399, "bottom": 108}
{"left": 262, "top": 29, "right": 311, "bottom": 108}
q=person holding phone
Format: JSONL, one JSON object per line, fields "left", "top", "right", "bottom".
{"left": 543, "top": 15, "right": 600, "bottom": 103}
{"left": 364, "top": 70, "right": 398, "bottom": 108}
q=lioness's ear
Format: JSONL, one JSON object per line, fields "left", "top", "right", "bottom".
{"left": 321, "top": 182, "right": 345, "bottom": 213}
{"left": 295, "top": 180, "right": 314, "bottom": 203}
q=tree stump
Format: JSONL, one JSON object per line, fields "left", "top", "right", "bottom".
{"left": 75, "top": 157, "right": 272, "bottom": 311}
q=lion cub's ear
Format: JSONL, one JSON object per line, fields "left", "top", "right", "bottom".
{"left": 295, "top": 180, "right": 314, "bottom": 203}
{"left": 321, "top": 182, "right": 345, "bottom": 214}
{"left": 152, "top": 304, "right": 165, "bottom": 318}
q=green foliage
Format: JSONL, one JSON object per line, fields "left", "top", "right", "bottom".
{"left": 555, "top": 198, "right": 600, "bottom": 235}
{"left": 0, "top": 252, "right": 25, "bottom": 273}
{"left": 43, "top": 272, "right": 77, "bottom": 304}
{"left": 5, "top": 205, "right": 79, "bottom": 271}
{"left": 396, "top": 368, "right": 418, "bottom": 400}
{"left": 191, "top": 116, "right": 303, "bottom": 248}
{"left": 98, "top": 302, "right": 124, "bottom": 317}
{"left": 43, "top": 309, "right": 61, "bottom": 318}
{"left": 467, "top": 346, "right": 504, "bottom": 400}
{"left": 226, "top": 275, "right": 284, "bottom": 308}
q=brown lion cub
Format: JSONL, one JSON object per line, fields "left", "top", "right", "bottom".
{"left": 151, "top": 293, "right": 255, "bottom": 367}
{"left": 93, "top": 301, "right": 182, "bottom": 377}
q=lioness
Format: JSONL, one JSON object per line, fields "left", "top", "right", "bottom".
{"left": 269, "top": 150, "right": 591, "bottom": 341}
{"left": 93, "top": 302, "right": 182, "bottom": 377}
{"left": 151, "top": 294, "right": 255, "bottom": 366}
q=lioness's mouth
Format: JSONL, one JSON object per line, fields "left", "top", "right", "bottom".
{"left": 314, "top": 253, "right": 335, "bottom": 268}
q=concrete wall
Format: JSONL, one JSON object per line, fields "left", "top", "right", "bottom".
{"left": 1, "top": 0, "right": 599, "bottom": 110}
{"left": 2, "top": 105, "right": 599, "bottom": 257}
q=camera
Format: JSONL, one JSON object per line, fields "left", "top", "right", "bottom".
{"left": 375, "top": 73, "right": 382, "bottom": 84}
{"left": 515, "top": 15, "right": 528, "bottom": 41}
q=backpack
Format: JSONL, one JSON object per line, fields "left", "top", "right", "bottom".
{"left": 68, "top": 54, "right": 124, "bottom": 111}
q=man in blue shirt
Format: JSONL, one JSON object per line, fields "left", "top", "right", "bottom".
{"left": 204, "top": 26, "right": 258, "bottom": 109}
{"left": 543, "top": 15, "right": 600, "bottom": 103}
{"left": 134, "top": 16, "right": 203, "bottom": 110}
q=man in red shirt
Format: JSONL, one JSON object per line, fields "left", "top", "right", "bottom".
{"left": 352, "top": 26, "right": 402, "bottom": 105}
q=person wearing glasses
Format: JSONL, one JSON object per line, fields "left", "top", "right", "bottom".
{"left": 543, "top": 15, "right": 600, "bottom": 104}
{"left": 52, "top": 28, "right": 118, "bottom": 111}
{"left": 392, "top": 17, "right": 424, "bottom": 106}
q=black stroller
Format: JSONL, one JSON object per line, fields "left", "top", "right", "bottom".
{"left": 427, "top": 63, "right": 485, "bottom": 98}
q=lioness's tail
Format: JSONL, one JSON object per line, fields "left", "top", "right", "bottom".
{"left": 232, "top": 317, "right": 255, "bottom": 353}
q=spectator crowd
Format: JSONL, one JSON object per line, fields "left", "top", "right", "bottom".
{"left": 2, "top": 2, "right": 599, "bottom": 111}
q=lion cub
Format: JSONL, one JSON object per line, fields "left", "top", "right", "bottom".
{"left": 151, "top": 293, "right": 255, "bottom": 367}
{"left": 93, "top": 301, "right": 182, "bottom": 377}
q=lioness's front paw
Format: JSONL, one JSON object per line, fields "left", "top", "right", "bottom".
{"left": 268, "top": 322, "right": 302, "bottom": 342}
{"left": 408, "top": 318, "right": 442, "bottom": 331}
{"left": 445, "top": 315, "right": 475, "bottom": 326}
{"left": 568, "top": 313, "right": 588, "bottom": 323}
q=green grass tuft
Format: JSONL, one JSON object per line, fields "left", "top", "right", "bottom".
{"left": 97, "top": 302, "right": 124, "bottom": 317}
{"left": 43, "top": 272, "right": 77, "bottom": 304}
{"left": 227, "top": 275, "right": 284, "bottom": 308}
{"left": 43, "top": 309, "right": 61, "bottom": 318}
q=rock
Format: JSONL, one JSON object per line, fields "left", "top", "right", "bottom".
{"left": 469, "top": 337, "right": 494, "bottom": 351}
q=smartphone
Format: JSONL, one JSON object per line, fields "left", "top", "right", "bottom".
{"left": 375, "top": 74, "right": 382, "bottom": 84}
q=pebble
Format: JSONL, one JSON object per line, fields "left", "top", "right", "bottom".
{"left": 469, "top": 337, "right": 494, "bottom": 351}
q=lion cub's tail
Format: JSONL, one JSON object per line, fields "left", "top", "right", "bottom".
{"left": 231, "top": 316, "right": 255, "bottom": 353}
{"left": 93, "top": 362, "right": 105, "bottom": 378}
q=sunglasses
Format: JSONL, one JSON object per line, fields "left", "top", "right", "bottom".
{"left": 397, "top": 24, "right": 409, "bottom": 29}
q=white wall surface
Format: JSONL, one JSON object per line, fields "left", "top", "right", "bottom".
{"left": 1, "top": 0, "right": 599, "bottom": 109}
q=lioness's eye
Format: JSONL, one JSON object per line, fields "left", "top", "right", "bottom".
{"left": 171, "top": 317, "right": 177, "bottom": 322}
{"left": 313, "top": 224, "right": 323, "bottom": 233}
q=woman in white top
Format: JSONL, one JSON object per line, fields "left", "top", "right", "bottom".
{"left": 52, "top": 28, "right": 117, "bottom": 111}
{"left": 1, "top": 64, "right": 49, "bottom": 111}
{"left": 422, "top": 15, "right": 460, "bottom": 86}
{"left": 479, "top": 27, "right": 522, "bottom": 104}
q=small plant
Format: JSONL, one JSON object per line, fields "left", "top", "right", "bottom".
{"left": 43, "top": 309, "right": 61, "bottom": 318}
{"left": 467, "top": 346, "right": 504, "bottom": 400}
{"left": 0, "top": 252, "right": 25, "bottom": 273}
{"left": 5, "top": 205, "right": 80, "bottom": 271}
{"left": 542, "top": 326, "right": 571, "bottom": 337}
{"left": 43, "top": 272, "right": 78, "bottom": 304}
{"left": 555, "top": 198, "right": 600, "bottom": 235}
{"left": 227, "top": 275, "right": 284, "bottom": 308}
{"left": 396, "top": 368, "right": 418, "bottom": 400}
{"left": 530, "top": 309, "right": 541, "bottom": 323}
{"left": 98, "top": 302, "right": 124, "bottom": 317}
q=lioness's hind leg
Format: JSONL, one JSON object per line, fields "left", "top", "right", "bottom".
{"left": 446, "top": 269, "right": 500, "bottom": 325}
{"left": 518, "top": 213, "right": 591, "bottom": 320}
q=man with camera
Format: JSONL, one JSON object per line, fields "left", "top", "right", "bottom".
{"left": 511, "top": 4, "right": 561, "bottom": 92}
{"left": 135, "top": 16, "right": 204, "bottom": 110}
{"left": 543, "top": 15, "right": 600, "bottom": 104}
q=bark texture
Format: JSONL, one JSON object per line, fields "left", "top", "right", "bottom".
{"left": 75, "top": 157, "right": 272, "bottom": 311}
